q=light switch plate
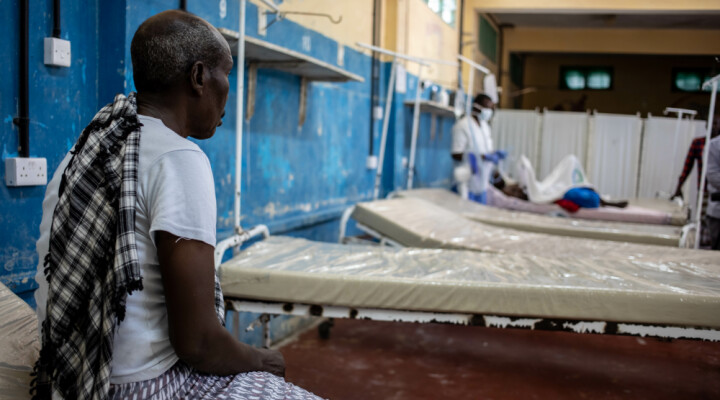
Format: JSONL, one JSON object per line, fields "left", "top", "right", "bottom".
{"left": 44, "top": 37, "right": 71, "bottom": 67}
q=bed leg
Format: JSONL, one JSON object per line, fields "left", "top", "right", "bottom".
{"left": 261, "top": 313, "right": 271, "bottom": 348}
{"left": 318, "top": 318, "right": 334, "bottom": 340}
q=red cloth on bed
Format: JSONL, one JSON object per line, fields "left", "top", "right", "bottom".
{"left": 555, "top": 199, "right": 581, "bottom": 213}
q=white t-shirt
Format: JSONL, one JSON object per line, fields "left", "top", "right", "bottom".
{"left": 451, "top": 115, "right": 494, "bottom": 194}
{"left": 34, "top": 115, "right": 217, "bottom": 384}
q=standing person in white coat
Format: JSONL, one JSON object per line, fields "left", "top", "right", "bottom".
{"left": 451, "top": 93, "right": 506, "bottom": 203}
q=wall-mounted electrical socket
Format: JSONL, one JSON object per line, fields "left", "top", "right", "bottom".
{"left": 366, "top": 155, "right": 378, "bottom": 170}
{"left": 5, "top": 157, "right": 48, "bottom": 187}
{"left": 44, "top": 37, "right": 71, "bottom": 67}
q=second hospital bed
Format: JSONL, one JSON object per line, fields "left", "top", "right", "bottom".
{"left": 394, "top": 188, "right": 688, "bottom": 247}
{"left": 344, "top": 197, "right": 718, "bottom": 267}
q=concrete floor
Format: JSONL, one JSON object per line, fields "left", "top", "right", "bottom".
{"left": 279, "top": 319, "right": 720, "bottom": 400}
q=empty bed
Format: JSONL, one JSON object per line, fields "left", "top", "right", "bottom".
{"left": 395, "top": 188, "right": 685, "bottom": 247}
{"left": 349, "top": 197, "right": 718, "bottom": 267}
{"left": 219, "top": 236, "right": 720, "bottom": 341}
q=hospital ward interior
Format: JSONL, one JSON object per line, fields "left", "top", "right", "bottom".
{"left": 3, "top": 0, "right": 720, "bottom": 399}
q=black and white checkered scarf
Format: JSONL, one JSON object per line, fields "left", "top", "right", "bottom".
{"left": 32, "top": 93, "right": 225, "bottom": 400}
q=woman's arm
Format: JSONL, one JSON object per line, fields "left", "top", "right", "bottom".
{"left": 155, "top": 230, "right": 285, "bottom": 377}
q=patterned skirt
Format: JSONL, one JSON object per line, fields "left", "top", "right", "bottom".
{"left": 109, "top": 362, "right": 322, "bottom": 400}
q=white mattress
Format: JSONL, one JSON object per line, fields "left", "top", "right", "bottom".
{"left": 219, "top": 236, "right": 720, "bottom": 329}
{"left": 351, "top": 197, "right": 719, "bottom": 267}
{"left": 0, "top": 283, "right": 39, "bottom": 399}
{"left": 396, "top": 189, "right": 683, "bottom": 247}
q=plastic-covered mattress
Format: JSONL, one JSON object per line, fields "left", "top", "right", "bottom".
{"left": 219, "top": 236, "right": 720, "bottom": 329}
{"left": 397, "top": 188, "right": 683, "bottom": 247}
{"left": 487, "top": 186, "right": 688, "bottom": 226}
{"left": 351, "top": 197, "right": 719, "bottom": 267}
{"left": 0, "top": 283, "right": 39, "bottom": 399}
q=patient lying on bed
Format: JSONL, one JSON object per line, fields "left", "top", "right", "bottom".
{"left": 494, "top": 154, "right": 627, "bottom": 212}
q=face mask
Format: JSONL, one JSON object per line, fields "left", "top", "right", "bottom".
{"left": 479, "top": 108, "right": 493, "bottom": 121}
{"left": 472, "top": 103, "right": 494, "bottom": 121}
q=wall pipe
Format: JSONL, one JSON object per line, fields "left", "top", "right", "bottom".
{"left": 406, "top": 64, "right": 424, "bottom": 189}
{"left": 373, "top": 57, "right": 396, "bottom": 200}
{"left": 695, "top": 74, "right": 720, "bottom": 249}
{"left": 14, "top": 0, "right": 30, "bottom": 158}
{"left": 457, "top": 0, "right": 465, "bottom": 99}
{"left": 404, "top": 55, "right": 459, "bottom": 190}
{"left": 368, "top": 0, "right": 380, "bottom": 156}
{"left": 234, "top": 0, "right": 246, "bottom": 234}
{"left": 53, "top": 0, "right": 61, "bottom": 38}
{"left": 214, "top": 0, "right": 271, "bottom": 265}
{"left": 358, "top": 43, "right": 430, "bottom": 199}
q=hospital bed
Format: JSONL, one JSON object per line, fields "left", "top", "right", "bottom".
{"left": 486, "top": 186, "right": 688, "bottom": 226}
{"left": 0, "top": 283, "right": 40, "bottom": 399}
{"left": 393, "top": 188, "right": 689, "bottom": 247}
{"left": 342, "top": 197, "right": 717, "bottom": 266}
{"left": 218, "top": 235, "right": 720, "bottom": 348}
{"left": 4, "top": 231, "right": 718, "bottom": 400}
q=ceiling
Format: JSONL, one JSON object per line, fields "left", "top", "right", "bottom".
{"left": 491, "top": 13, "right": 720, "bottom": 30}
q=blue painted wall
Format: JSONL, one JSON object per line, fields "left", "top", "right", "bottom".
{"left": 0, "top": 0, "right": 455, "bottom": 343}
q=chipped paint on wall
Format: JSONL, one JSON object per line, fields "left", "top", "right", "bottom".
{"left": 0, "top": 0, "right": 456, "bottom": 319}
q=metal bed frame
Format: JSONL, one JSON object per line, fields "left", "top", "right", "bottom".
{"left": 217, "top": 225, "right": 720, "bottom": 347}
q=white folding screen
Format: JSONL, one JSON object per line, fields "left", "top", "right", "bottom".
{"left": 491, "top": 109, "right": 542, "bottom": 180}
{"left": 539, "top": 110, "right": 589, "bottom": 180}
{"left": 585, "top": 113, "right": 643, "bottom": 199}
{"left": 488, "top": 109, "right": 704, "bottom": 202}
{"left": 637, "top": 115, "right": 698, "bottom": 199}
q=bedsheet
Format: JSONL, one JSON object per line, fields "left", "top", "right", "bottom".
{"left": 351, "top": 197, "right": 718, "bottom": 267}
{"left": 219, "top": 236, "right": 720, "bottom": 329}
{"left": 487, "top": 186, "right": 688, "bottom": 226}
{"left": 396, "top": 188, "right": 683, "bottom": 246}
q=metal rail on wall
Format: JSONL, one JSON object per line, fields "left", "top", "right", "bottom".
{"left": 356, "top": 43, "right": 430, "bottom": 199}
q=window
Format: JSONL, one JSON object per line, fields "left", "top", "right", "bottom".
{"left": 509, "top": 53, "right": 524, "bottom": 87}
{"left": 672, "top": 68, "right": 718, "bottom": 92}
{"left": 559, "top": 66, "right": 613, "bottom": 91}
{"left": 478, "top": 15, "right": 498, "bottom": 64}
{"left": 421, "top": 0, "right": 456, "bottom": 27}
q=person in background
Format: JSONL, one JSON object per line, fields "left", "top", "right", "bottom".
{"left": 451, "top": 93, "right": 507, "bottom": 204}
{"left": 705, "top": 126, "right": 720, "bottom": 250}
{"left": 32, "top": 10, "right": 319, "bottom": 399}
{"left": 672, "top": 110, "right": 720, "bottom": 247}
{"left": 671, "top": 111, "right": 720, "bottom": 200}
